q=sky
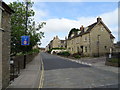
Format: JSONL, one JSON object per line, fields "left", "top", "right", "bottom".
{"left": 3, "top": 0, "right": 119, "bottom": 48}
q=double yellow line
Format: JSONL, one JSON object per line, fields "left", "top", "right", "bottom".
{"left": 38, "top": 55, "right": 44, "bottom": 89}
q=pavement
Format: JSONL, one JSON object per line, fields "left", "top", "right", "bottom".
{"left": 6, "top": 53, "right": 42, "bottom": 89}
{"left": 58, "top": 56, "right": 119, "bottom": 74}
{"left": 41, "top": 52, "right": 119, "bottom": 88}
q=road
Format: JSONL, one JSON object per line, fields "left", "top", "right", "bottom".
{"left": 40, "top": 52, "right": 119, "bottom": 88}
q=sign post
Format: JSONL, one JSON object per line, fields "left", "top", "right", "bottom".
{"left": 21, "top": 36, "right": 30, "bottom": 69}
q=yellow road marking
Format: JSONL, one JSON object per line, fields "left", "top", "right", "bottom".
{"left": 38, "top": 54, "right": 44, "bottom": 89}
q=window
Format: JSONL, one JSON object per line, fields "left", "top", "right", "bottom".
{"left": 85, "top": 47, "right": 87, "bottom": 52}
{"left": 84, "top": 36, "right": 87, "bottom": 41}
{"left": 101, "top": 27, "right": 104, "bottom": 31}
{"left": 105, "top": 46, "right": 107, "bottom": 49}
{"left": 77, "top": 47, "right": 79, "bottom": 53}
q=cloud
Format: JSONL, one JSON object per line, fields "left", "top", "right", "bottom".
{"left": 40, "top": 8, "right": 118, "bottom": 47}
{"left": 100, "top": 8, "right": 118, "bottom": 27}
{"left": 31, "top": 0, "right": 119, "bottom": 2}
{"left": 41, "top": 18, "right": 80, "bottom": 33}
{"left": 41, "top": 8, "right": 118, "bottom": 34}
{"left": 33, "top": 8, "right": 48, "bottom": 22}
{"left": 3, "top": 0, "right": 119, "bottom": 4}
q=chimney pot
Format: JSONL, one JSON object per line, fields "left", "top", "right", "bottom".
{"left": 97, "top": 17, "right": 102, "bottom": 22}
{"left": 80, "top": 25, "right": 84, "bottom": 31}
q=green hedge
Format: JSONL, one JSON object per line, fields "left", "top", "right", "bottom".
{"left": 72, "top": 53, "right": 81, "bottom": 58}
{"left": 108, "top": 58, "right": 119, "bottom": 63}
{"left": 57, "top": 51, "right": 70, "bottom": 56}
{"left": 16, "top": 48, "right": 39, "bottom": 56}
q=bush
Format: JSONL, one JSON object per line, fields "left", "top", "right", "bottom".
{"left": 108, "top": 58, "right": 119, "bottom": 63}
{"left": 72, "top": 53, "right": 81, "bottom": 58}
{"left": 57, "top": 51, "right": 70, "bottom": 57}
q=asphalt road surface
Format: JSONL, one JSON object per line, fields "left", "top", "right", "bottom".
{"left": 40, "top": 52, "right": 119, "bottom": 88}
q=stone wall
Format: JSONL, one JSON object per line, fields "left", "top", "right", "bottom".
{"left": 13, "top": 53, "right": 38, "bottom": 69}
{"left": 0, "top": 29, "right": 2, "bottom": 89}
{"left": 0, "top": 1, "right": 3, "bottom": 89}
{"left": 90, "top": 23, "right": 114, "bottom": 56}
{"left": 1, "top": 6, "right": 11, "bottom": 89}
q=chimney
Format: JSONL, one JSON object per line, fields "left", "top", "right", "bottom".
{"left": 56, "top": 35, "right": 58, "bottom": 39}
{"left": 80, "top": 25, "right": 84, "bottom": 32}
{"left": 97, "top": 17, "right": 102, "bottom": 22}
{"left": 65, "top": 36, "right": 67, "bottom": 40}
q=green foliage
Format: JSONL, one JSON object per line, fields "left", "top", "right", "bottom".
{"left": 72, "top": 53, "right": 81, "bottom": 58}
{"left": 57, "top": 51, "right": 70, "bottom": 57}
{"left": 16, "top": 48, "right": 39, "bottom": 56}
{"left": 68, "top": 28, "right": 79, "bottom": 38}
{"left": 9, "top": 1, "right": 45, "bottom": 55}
{"left": 108, "top": 58, "right": 119, "bottom": 63}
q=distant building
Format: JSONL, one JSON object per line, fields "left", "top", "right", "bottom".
{"left": 114, "top": 41, "right": 120, "bottom": 53}
{"left": 46, "top": 36, "right": 67, "bottom": 51}
{"left": 67, "top": 17, "right": 115, "bottom": 56}
{"left": 32, "top": 45, "right": 39, "bottom": 49}
{"left": 0, "top": 1, "right": 14, "bottom": 89}
{"left": 39, "top": 48, "right": 45, "bottom": 52}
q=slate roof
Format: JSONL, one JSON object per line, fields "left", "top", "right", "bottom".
{"left": 2, "top": 2, "right": 14, "bottom": 14}
{"left": 68, "top": 19, "right": 115, "bottom": 40}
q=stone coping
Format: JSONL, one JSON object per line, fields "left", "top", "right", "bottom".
{"left": 0, "top": 6, "right": 4, "bottom": 10}
{"left": 0, "top": 28, "right": 4, "bottom": 31}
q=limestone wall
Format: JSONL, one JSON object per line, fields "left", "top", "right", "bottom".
{"left": 1, "top": 7, "right": 11, "bottom": 89}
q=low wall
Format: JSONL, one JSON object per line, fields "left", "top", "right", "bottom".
{"left": 105, "top": 60, "right": 119, "bottom": 67}
{"left": 10, "top": 53, "right": 38, "bottom": 81}
{"left": 13, "top": 53, "right": 38, "bottom": 69}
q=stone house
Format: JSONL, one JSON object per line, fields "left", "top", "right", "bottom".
{"left": 0, "top": 1, "right": 14, "bottom": 89}
{"left": 114, "top": 41, "right": 120, "bottom": 53}
{"left": 67, "top": 17, "right": 115, "bottom": 57}
{"left": 46, "top": 36, "right": 67, "bottom": 51}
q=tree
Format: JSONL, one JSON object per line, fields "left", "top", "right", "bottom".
{"left": 68, "top": 28, "right": 79, "bottom": 38}
{"left": 9, "top": 1, "right": 45, "bottom": 55}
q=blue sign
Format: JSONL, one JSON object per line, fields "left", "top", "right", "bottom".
{"left": 21, "top": 36, "right": 30, "bottom": 45}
